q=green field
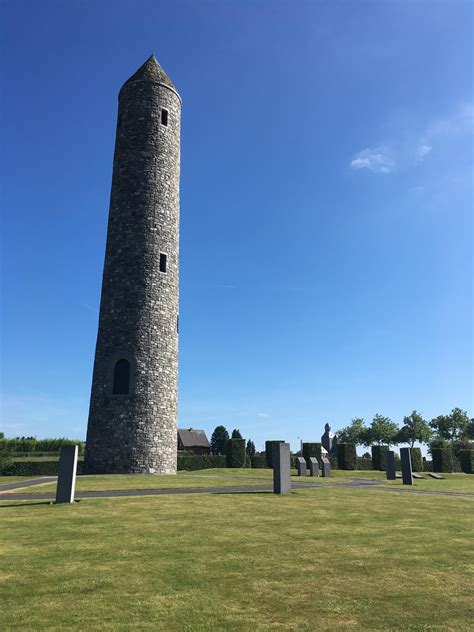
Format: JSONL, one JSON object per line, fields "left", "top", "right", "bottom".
{"left": 12, "top": 468, "right": 474, "bottom": 495}
{"left": 1, "top": 474, "right": 473, "bottom": 631}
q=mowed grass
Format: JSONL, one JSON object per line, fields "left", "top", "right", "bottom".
{"left": 15, "top": 468, "right": 474, "bottom": 495}
{"left": 1, "top": 487, "right": 473, "bottom": 631}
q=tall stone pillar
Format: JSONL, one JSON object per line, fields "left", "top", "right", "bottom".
{"left": 84, "top": 56, "right": 181, "bottom": 474}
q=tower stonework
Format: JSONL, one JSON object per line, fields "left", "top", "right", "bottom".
{"left": 84, "top": 56, "right": 181, "bottom": 474}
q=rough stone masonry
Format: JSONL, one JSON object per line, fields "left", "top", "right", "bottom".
{"left": 84, "top": 55, "right": 181, "bottom": 474}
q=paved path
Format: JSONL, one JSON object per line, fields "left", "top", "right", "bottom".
{"left": 0, "top": 477, "right": 57, "bottom": 492}
{"left": 0, "top": 476, "right": 473, "bottom": 502}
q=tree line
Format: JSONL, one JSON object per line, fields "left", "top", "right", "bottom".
{"left": 210, "top": 426, "right": 256, "bottom": 457}
{"left": 336, "top": 408, "right": 473, "bottom": 457}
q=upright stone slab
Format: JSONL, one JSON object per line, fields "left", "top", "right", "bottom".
{"left": 296, "top": 457, "right": 307, "bottom": 477}
{"left": 273, "top": 442, "right": 291, "bottom": 494}
{"left": 321, "top": 456, "right": 331, "bottom": 477}
{"left": 309, "top": 456, "right": 319, "bottom": 477}
{"left": 400, "top": 447, "right": 413, "bottom": 486}
{"left": 56, "top": 445, "right": 79, "bottom": 504}
{"left": 386, "top": 450, "right": 396, "bottom": 480}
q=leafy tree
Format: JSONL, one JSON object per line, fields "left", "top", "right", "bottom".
{"left": 430, "top": 408, "right": 470, "bottom": 445}
{"left": 364, "top": 414, "right": 399, "bottom": 447}
{"left": 336, "top": 418, "right": 366, "bottom": 445}
{"left": 466, "top": 419, "right": 474, "bottom": 439}
{"left": 396, "top": 410, "right": 432, "bottom": 447}
{"left": 210, "top": 425, "right": 229, "bottom": 455}
{"left": 0, "top": 432, "right": 4, "bottom": 439}
{"left": 231, "top": 428, "right": 243, "bottom": 439}
{"left": 246, "top": 439, "right": 256, "bottom": 457}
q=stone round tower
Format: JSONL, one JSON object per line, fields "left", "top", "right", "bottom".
{"left": 84, "top": 55, "right": 181, "bottom": 474}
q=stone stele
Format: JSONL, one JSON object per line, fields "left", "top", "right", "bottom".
{"left": 55, "top": 445, "right": 79, "bottom": 504}
{"left": 386, "top": 450, "right": 396, "bottom": 480}
{"left": 309, "top": 456, "right": 319, "bottom": 477}
{"left": 273, "top": 442, "right": 292, "bottom": 494}
{"left": 400, "top": 447, "right": 413, "bottom": 485}
{"left": 296, "top": 456, "right": 307, "bottom": 477}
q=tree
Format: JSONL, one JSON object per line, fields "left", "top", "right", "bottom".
{"left": 364, "top": 414, "right": 399, "bottom": 447}
{"left": 246, "top": 439, "right": 256, "bottom": 457}
{"left": 231, "top": 428, "right": 243, "bottom": 439}
{"left": 430, "top": 408, "right": 470, "bottom": 445}
{"left": 210, "top": 426, "right": 229, "bottom": 455}
{"left": 396, "top": 410, "right": 432, "bottom": 447}
{"left": 336, "top": 418, "right": 366, "bottom": 445}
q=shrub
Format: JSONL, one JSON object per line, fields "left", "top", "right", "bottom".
{"left": 431, "top": 445, "right": 454, "bottom": 473}
{"left": 356, "top": 457, "right": 373, "bottom": 470}
{"left": 410, "top": 447, "right": 423, "bottom": 472}
{"left": 226, "top": 438, "right": 246, "bottom": 468}
{"left": 329, "top": 457, "right": 339, "bottom": 470}
{"left": 0, "top": 437, "right": 85, "bottom": 455}
{"left": 1, "top": 460, "right": 85, "bottom": 476}
{"left": 265, "top": 440, "right": 284, "bottom": 468}
{"left": 177, "top": 455, "right": 226, "bottom": 471}
{"left": 302, "top": 442, "right": 322, "bottom": 467}
{"left": 250, "top": 455, "right": 267, "bottom": 469}
{"left": 459, "top": 449, "right": 474, "bottom": 474}
{"left": 371, "top": 445, "right": 388, "bottom": 471}
{"left": 337, "top": 444, "right": 357, "bottom": 470}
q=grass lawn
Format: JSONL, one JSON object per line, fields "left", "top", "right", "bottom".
{"left": 1, "top": 486, "right": 473, "bottom": 631}
{"left": 6, "top": 468, "right": 474, "bottom": 495}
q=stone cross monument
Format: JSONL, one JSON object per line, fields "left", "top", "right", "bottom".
{"left": 84, "top": 55, "right": 181, "bottom": 474}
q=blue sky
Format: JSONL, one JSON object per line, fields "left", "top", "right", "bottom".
{"left": 1, "top": 1, "right": 472, "bottom": 451}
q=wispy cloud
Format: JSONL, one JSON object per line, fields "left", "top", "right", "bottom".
{"left": 257, "top": 412, "right": 270, "bottom": 418}
{"left": 350, "top": 102, "right": 473, "bottom": 174}
{"left": 350, "top": 147, "right": 395, "bottom": 174}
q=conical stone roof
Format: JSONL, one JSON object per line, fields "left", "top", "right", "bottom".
{"left": 121, "top": 55, "right": 177, "bottom": 92}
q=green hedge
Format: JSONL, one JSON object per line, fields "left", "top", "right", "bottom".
{"left": 265, "top": 440, "right": 284, "bottom": 468}
{"left": 302, "top": 443, "right": 321, "bottom": 467}
{"left": 356, "top": 457, "right": 373, "bottom": 470}
{"left": 250, "top": 455, "right": 268, "bottom": 469}
{"left": 226, "top": 438, "right": 246, "bottom": 468}
{"left": 371, "top": 445, "right": 388, "bottom": 471}
{"left": 177, "top": 455, "right": 226, "bottom": 471}
{"left": 1, "top": 460, "right": 85, "bottom": 476}
{"left": 432, "top": 446, "right": 454, "bottom": 473}
{"left": 410, "top": 447, "right": 423, "bottom": 472}
{"left": 459, "top": 449, "right": 474, "bottom": 474}
{"left": 337, "top": 444, "right": 357, "bottom": 470}
{"left": 0, "top": 438, "right": 85, "bottom": 455}
{"left": 0, "top": 455, "right": 227, "bottom": 475}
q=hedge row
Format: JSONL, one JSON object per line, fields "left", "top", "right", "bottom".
{"left": 337, "top": 443, "right": 357, "bottom": 470}
{"left": 265, "top": 440, "right": 284, "bottom": 468}
{"left": 371, "top": 445, "right": 388, "bottom": 471}
{"left": 1, "top": 460, "right": 85, "bottom": 476}
{"left": 0, "top": 438, "right": 85, "bottom": 455}
{"left": 302, "top": 443, "right": 322, "bottom": 466}
{"left": 226, "top": 439, "right": 246, "bottom": 468}
{"left": 432, "top": 446, "right": 454, "bottom": 473}
{"left": 250, "top": 455, "right": 268, "bottom": 469}
{"left": 0, "top": 455, "right": 228, "bottom": 476}
{"left": 410, "top": 447, "right": 423, "bottom": 472}
{"left": 459, "top": 449, "right": 474, "bottom": 474}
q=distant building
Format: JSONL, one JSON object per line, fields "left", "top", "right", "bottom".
{"left": 177, "top": 428, "right": 210, "bottom": 455}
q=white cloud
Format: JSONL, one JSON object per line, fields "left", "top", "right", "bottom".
{"left": 350, "top": 147, "right": 396, "bottom": 174}
{"left": 350, "top": 102, "right": 473, "bottom": 173}
{"left": 257, "top": 412, "right": 270, "bottom": 418}
{"left": 416, "top": 144, "right": 432, "bottom": 159}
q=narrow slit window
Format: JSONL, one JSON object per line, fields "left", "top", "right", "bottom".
{"left": 113, "top": 359, "right": 130, "bottom": 395}
{"left": 161, "top": 109, "right": 168, "bottom": 126}
{"left": 160, "top": 253, "right": 167, "bottom": 273}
